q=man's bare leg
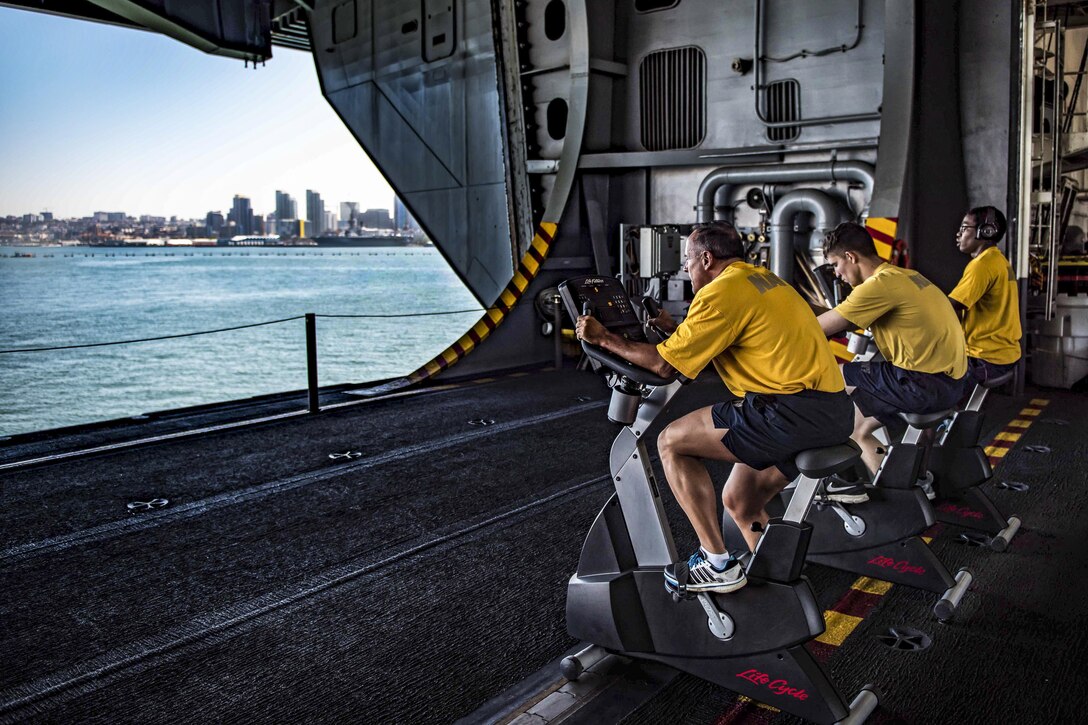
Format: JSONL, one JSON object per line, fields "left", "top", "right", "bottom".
{"left": 840, "top": 363, "right": 887, "bottom": 476}
{"left": 851, "top": 403, "right": 887, "bottom": 476}
{"left": 721, "top": 464, "right": 790, "bottom": 553}
{"left": 657, "top": 406, "right": 741, "bottom": 555}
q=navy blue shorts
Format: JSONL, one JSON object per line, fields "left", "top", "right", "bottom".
{"left": 711, "top": 390, "right": 854, "bottom": 481}
{"left": 843, "top": 361, "right": 966, "bottom": 425}
{"left": 966, "top": 357, "right": 1017, "bottom": 387}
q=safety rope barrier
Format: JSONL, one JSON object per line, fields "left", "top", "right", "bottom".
{"left": 0, "top": 308, "right": 493, "bottom": 354}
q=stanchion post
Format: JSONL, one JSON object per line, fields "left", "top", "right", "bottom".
{"left": 305, "top": 313, "right": 319, "bottom": 413}
{"left": 553, "top": 293, "right": 563, "bottom": 370}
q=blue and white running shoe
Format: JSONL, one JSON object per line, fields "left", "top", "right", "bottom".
{"left": 664, "top": 550, "right": 747, "bottom": 594}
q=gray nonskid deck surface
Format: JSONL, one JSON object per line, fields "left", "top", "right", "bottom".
{"left": 2, "top": 374, "right": 1078, "bottom": 724}
{"left": 1, "top": 372, "right": 609, "bottom": 546}
{"left": 0, "top": 370, "right": 724, "bottom": 723}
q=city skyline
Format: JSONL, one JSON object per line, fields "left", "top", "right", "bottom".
{"left": 0, "top": 7, "right": 396, "bottom": 219}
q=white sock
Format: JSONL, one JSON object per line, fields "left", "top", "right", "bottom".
{"left": 701, "top": 547, "right": 732, "bottom": 570}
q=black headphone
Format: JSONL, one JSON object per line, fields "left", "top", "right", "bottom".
{"left": 977, "top": 206, "right": 999, "bottom": 241}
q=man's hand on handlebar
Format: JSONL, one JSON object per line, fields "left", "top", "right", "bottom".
{"left": 648, "top": 308, "right": 678, "bottom": 335}
{"left": 576, "top": 315, "right": 608, "bottom": 345}
{"left": 576, "top": 313, "right": 676, "bottom": 379}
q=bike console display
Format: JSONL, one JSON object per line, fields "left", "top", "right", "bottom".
{"left": 558, "top": 276, "right": 674, "bottom": 387}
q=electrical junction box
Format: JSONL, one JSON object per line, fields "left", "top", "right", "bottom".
{"left": 638, "top": 227, "right": 682, "bottom": 276}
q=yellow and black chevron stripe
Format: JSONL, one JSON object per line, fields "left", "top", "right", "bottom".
{"left": 407, "top": 222, "right": 558, "bottom": 384}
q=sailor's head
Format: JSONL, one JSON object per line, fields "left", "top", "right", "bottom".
{"left": 823, "top": 222, "right": 878, "bottom": 288}
{"left": 957, "top": 206, "right": 1006, "bottom": 255}
{"left": 684, "top": 221, "right": 744, "bottom": 292}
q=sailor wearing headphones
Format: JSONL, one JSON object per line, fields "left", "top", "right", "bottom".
{"left": 949, "top": 206, "right": 1022, "bottom": 386}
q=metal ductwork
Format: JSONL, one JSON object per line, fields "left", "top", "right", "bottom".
{"left": 767, "top": 189, "right": 849, "bottom": 281}
{"left": 694, "top": 161, "right": 876, "bottom": 223}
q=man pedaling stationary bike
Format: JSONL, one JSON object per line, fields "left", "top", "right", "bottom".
{"left": 575, "top": 221, "right": 853, "bottom": 595}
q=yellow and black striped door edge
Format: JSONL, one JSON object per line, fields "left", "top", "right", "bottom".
{"left": 407, "top": 222, "right": 559, "bottom": 384}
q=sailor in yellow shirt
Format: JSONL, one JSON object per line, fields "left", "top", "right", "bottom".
{"left": 575, "top": 222, "right": 852, "bottom": 596}
{"left": 949, "top": 206, "right": 1022, "bottom": 385}
{"left": 816, "top": 222, "right": 968, "bottom": 475}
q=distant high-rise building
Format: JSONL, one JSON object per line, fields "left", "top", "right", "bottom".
{"left": 393, "top": 197, "right": 418, "bottom": 231}
{"left": 206, "top": 211, "right": 224, "bottom": 236}
{"left": 41, "top": 212, "right": 53, "bottom": 222}
{"left": 231, "top": 195, "right": 254, "bottom": 235}
{"left": 360, "top": 208, "right": 393, "bottom": 230}
{"left": 324, "top": 210, "right": 337, "bottom": 234}
{"left": 340, "top": 202, "right": 359, "bottom": 227}
{"left": 275, "top": 191, "right": 296, "bottom": 222}
{"left": 306, "top": 190, "right": 325, "bottom": 237}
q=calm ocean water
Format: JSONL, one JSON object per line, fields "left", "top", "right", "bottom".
{"left": 0, "top": 246, "right": 482, "bottom": 436}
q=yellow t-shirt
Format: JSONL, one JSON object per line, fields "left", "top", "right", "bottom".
{"left": 657, "top": 262, "right": 844, "bottom": 397}
{"left": 948, "top": 246, "right": 1022, "bottom": 365}
{"left": 834, "top": 263, "right": 967, "bottom": 378}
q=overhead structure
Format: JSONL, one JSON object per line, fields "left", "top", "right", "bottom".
{"left": 3, "top": 0, "right": 1046, "bottom": 383}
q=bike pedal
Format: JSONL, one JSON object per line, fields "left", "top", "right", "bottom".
{"left": 663, "top": 579, "right": 695, "bottom": 601}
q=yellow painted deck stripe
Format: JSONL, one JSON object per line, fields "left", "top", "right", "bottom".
{"left": 921, "top": 536, "right": 933, "bottom": 544}
{"left": 817, "top": 611, "right": 864, "bottom": 646}
{"left": 984, "top": 446, "right": 1010, "bottom": 458}
{"left": 1019, "top": 408, "right": 1041, "bottom": 416}
{"left": 851, "top": 577, "right": 894, "bottom": 595}
{"left": 1008, "top": 419, "right": 1031, "bottom": 428}
{"left": 873, "top": 239, "right": 893, "bottom": 260}
{"left": 1030, "top": 398, "right": 1050, "bottom": 406}
{"left": 736, "top": 695, "right": 781, "bottom": 712}
{"left": 994, "top": 431, "right": 1022, "bottom": 442}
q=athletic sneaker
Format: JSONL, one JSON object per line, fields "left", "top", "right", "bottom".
{"left": 664, "top": 550, "right": 747, "bottom": 594}
{"left": 815, "top": 475, "right": 870, "bottom": 504}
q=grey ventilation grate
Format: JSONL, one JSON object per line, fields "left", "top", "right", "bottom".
{"left": 765, "top": 78, "right": 801, "bottom": 142}
{"left": 639, "top": 46, "right": 706, "bottom": 151}
{"left": 876, "top": 626, "right": 932, "bottom": 652}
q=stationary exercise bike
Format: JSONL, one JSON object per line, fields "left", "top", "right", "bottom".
{"left": 925, "top": 371, "right": 1021, "bottom": 551}
{"left": 557, "top": 275, "right": 879, "bottom": 724}
{"left": 721, "top": 334, "right": 973, "bottom": 621}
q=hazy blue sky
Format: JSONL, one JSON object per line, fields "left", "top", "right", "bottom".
{"left": 0, "top": 7, "right": 394, "bottom": 219}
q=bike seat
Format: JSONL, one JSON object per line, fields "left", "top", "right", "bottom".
{"left": 795, "top": 441, "right": 862, "bottom": 478}
{"left": 899, "top": 410, "right": 954, "bottom": 429}
{"left": 981, "top": 371, "right": 1014, "bottom": 389}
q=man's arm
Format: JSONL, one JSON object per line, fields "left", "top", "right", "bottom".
{"left": 576, "top": 316, "right": 676, "bottom": 378}
{"left": 816, "top": 309, "right": 856, "bottom": 337}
